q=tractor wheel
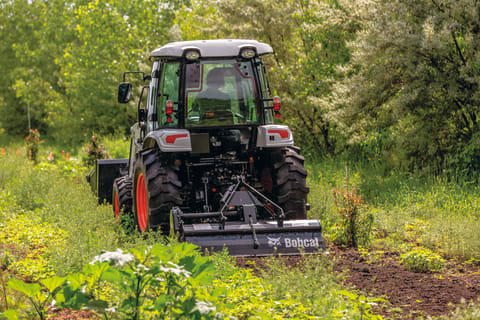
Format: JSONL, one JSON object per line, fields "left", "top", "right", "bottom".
{"left": 112, "top": 175, "right": 133, "bottom": 218}
{"left": 271, "top": 146, "right": 309, "bottom": 220}
{"left": 133, "top": 149, "right": 183, "bottom": 232}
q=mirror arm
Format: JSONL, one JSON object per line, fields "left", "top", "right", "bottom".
{"left": 137, "top": 85, "right": 149, "bottom": 122}
{"left": 123, "top": 71, "right": 145, "bottom": 83}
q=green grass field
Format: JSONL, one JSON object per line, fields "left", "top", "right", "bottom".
{"left": 1, "top": 141, "right": 479, "bottom": 319}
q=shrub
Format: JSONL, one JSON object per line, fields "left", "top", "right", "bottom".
{"left": 400, "top": 247, "right": 445, "bottom": 273}
{"left": 83, "top": 135, "right": 109, "bottom": 167}
{"left": 332, "top": 163, "right": 374, "bottom": 247}
{"left": 25, "top": 129, "right": 41, "bottom": 163}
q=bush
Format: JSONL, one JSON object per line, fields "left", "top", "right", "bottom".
{"left": 83, "top": 135, "right": 109, "bottom": 167}
{"left": 400, "top": 247, "right": 445, "bottom": 273}
{"left": 25, "top": 129, "right": 41, "bottom": 163}
{"left": 332, "top": 163, "right": 374, "bottom": 247}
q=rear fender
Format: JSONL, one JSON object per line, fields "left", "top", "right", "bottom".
{"left": 256, "top": 125, "right": 294, "bottom": 148}
{"left": 143, "top": 129, "right": 192, "bottom": 152}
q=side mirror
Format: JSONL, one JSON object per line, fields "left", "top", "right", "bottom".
{"left": 118, "top": 82, "right": 132, "bottom": 103}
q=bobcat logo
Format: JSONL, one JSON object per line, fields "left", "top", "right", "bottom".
{"left": 267, "top": 236, "right": 282, "bottom": 247}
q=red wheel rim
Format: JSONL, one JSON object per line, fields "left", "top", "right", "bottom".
{"left": 136, "top": 173, "right": 148, "bottom": 232}
{"left": 114, "top": 191, "right": 119, "bottom": 218}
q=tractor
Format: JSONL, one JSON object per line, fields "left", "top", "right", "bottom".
{"left": 88, "top": 39, "right": 323, "bottom": 256}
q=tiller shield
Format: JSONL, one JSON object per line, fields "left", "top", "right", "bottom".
{"left": 171, "top": 178, "right": 324, "bottom": 256}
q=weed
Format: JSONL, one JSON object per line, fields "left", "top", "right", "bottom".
{"left": 332, "top": 162, "right": 374, "bottom": 247}
{"left": 437, "top": 298, "right": 480, "bottom": 319}
{"left": 358, "top": 247, "right": 385, "bottom": 264}
{"left": 83, "top": 135, "right": 109, "bottom": 167}
{"left": 400, "top": 247, "right": 445, "bottom": 273}
{"left": 307, "top": 158, "right": 480, "bottom": 259}
{"left": 25, "top": 129, "right": 41, "bottom": 163}
{"left": 259, "top": 254, "right": 384, "bottom": 319}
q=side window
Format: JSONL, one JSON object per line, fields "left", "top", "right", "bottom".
{"left": 147, "top": 61, "right": 159, "bottom": 132}
{"left": 256, "top": 62, "right": 274, "bottom": 124}
{"left": 158, "top": 62, "right": 180, "bottom": 127}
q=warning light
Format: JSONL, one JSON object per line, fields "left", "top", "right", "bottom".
{"left": 273, "top": 96, "right": 281, "bottom": 111}
{"left": 166, "top": 100, "right": 174, "bottom": 115}
{"left": 211, "top": 188, "right": 217, "bottom": 192}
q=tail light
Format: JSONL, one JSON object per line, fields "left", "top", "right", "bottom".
{"left": 166, "top": 100, "right": 174, "bottom": 124}
{"left": 273, "top": 96, "right": 281, "bottom": 118}
{"left": 166, "top": 100, "right": 174, "bottom": 115}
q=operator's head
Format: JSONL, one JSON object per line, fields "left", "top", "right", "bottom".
{"left": 205, "top": 68, "right": 225, "bottom": 89}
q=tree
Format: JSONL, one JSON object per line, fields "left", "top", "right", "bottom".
{"left": 333, "top": 0, "right": 480, "bottom": 170}
{"left": 177, "top": 0, "right": 359, "bottom": 155}
{"left": 0, "top": 0, "right": 187, "bottom": 145}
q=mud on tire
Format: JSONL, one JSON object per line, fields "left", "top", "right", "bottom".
{"left": 271, "top": 146, "right": 309, "bottom": 219}
{"left": 133, "top": 149, "right": 183, "bottom": 232}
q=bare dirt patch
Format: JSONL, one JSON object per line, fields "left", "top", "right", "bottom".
{"left": 235, "top": 246, "right": 480, "bottom": 319}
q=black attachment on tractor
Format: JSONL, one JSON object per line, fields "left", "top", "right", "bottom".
{"left": 171, "top": 176, "right": 324, "bottom": 256}
{"left": 87, "top": 159, "right": 128, "bottom": 204}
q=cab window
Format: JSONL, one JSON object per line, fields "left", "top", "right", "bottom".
{"left": 184, "top": 60, "right": 259, "bottom": 127}
{"left": 157, "top": 62, "right": 180, "bottom": 127}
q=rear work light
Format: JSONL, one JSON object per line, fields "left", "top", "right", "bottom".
{"left": 273, "top": 96, "right": 281, "bottom": 118}
{"left": 185, "top": 50, "right": 200, "bottom": 60}
{"left": 240, "top": 48, "right": 256, "bottom": 59}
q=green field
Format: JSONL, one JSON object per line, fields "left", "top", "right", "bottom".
{"left": 0, "top": 143, "right": 479, "bottom": 319}
{"left": 2, "top": 0, "right": 480, "bottom": 318}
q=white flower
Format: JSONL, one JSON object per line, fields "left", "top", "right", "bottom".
{"left": 144, "top": 245, "right": 153, "bottom": 255}
{"left": 193, "top": 301, "right": 216, "bottom": 314}
{"left": 90, "top": 249, "right": 134, "bottom": 266}
{"left": 159, "top": 262, "right": 191, "bottom": 277}
{"left": 105, "top": 306, "right": 117, "bottom": 313}
{"left": 136, "top": 264, "right": 149, "bottom": 272}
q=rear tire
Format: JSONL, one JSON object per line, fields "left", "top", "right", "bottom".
{"left": 271, "top": 146, "right": 309, "bottom": 219}
{"left": 112, "top": 176, "right": 132, "bottom": 218}
{"left": 132, "top": 149, "right": 183, "bottom": 232}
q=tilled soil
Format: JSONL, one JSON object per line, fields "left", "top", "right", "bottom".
{"left": 235, "top": 246, "right": 480, "bottom": 319}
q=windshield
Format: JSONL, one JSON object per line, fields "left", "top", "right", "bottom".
{"left": 185, "top": 60, "right": 259, "bottom": 126}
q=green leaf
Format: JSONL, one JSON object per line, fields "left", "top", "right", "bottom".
{"left": 1, "top": 309, "right": 21, "bottom": 320}
{"left": 100, "top": 268, "right": 122, "bottom": 283}
{"left": 40, "top": 276, "right": 65, "bottom": 293}
{"left": 8, "top": 278, "right": 41, "bottom": 297}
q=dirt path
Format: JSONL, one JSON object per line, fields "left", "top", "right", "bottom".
{"left": 236, "top": 246, "right": 480, "bottom": 319}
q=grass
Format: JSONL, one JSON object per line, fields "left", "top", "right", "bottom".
{"left": 259, "top": 254, "right": 383, "bottom": 318}
{"left": 0, "top": 142, "right": 385, "bottom": 319}
{"left": 2, "top": 136, "right": 480, "bottom": 318}
{"left": 0, "top": 147, "right": 159, "bottom": 276}
{"left": 306, "top": 158, "right": 480, "bottom": 259}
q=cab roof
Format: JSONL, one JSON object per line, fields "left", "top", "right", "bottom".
{"left": 149, "top": 39, "right": 273, "bottom": 59}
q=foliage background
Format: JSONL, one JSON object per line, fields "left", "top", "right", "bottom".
{"left": 2, "top": 0, "right": 480, "bottom": 172}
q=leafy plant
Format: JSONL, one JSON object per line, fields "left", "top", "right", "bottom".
{"left": 25, "top": 129, "right": 41, "bottom": 163}
{"left": 4, "top": 276, "right": 65, "bottom": 320}
{"left": 400, "top": 247, "right": 445, "bottom": 273}
{"left": 83, "top": 135, "right": 109, "bottom": 167}
{"left": 332, "top": 163, "right": 374, "bottom": 247}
